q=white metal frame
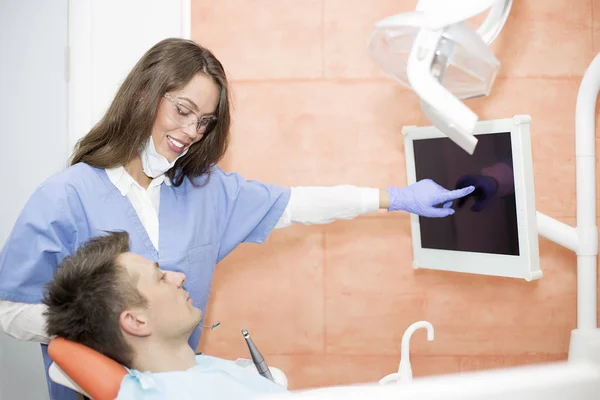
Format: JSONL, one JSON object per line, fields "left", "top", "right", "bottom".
{"left": 547, "top": 53, "right": 600, "bottom": 361}
{"left": 402, "top": 115, "right": 541, "bottom": 281}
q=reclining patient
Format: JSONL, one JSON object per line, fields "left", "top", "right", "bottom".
{"left": 43, "top": 231, "right": 289, "bottom": 399}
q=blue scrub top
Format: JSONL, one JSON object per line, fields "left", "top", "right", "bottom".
{"left": 0, "top": 162, "right": 291, "bottom": 400}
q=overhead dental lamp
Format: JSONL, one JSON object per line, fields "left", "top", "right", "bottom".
{"left": 368, "top": 0, "right": 512, "bottom": 154}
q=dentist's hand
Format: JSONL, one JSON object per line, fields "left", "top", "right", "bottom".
{"left": 387, "top": 179, "right": 475, "bottom": 218}
{"left": 455, "top": 174, "right": 499, "bottom": 212}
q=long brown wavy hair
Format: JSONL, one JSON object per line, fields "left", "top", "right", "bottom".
{"left": 70, "top": 38, "right": 231, "bottom": 186}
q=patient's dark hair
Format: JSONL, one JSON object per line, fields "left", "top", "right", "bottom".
{"left": 43, "top": 231, "right": 147, "bottom": 368}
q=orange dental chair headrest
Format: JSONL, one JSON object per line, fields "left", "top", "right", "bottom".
{"left": 48, "top": 338, "right": 127, "bottom": 400}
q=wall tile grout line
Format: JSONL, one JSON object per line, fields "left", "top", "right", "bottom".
{"left": 322, "top": 226, "right": 328, "bottom": 355}
{"left": 227, "top": 76, "right": 586, "bottom": 85}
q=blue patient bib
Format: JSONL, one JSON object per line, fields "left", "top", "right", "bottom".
{"left": 117, "top": 355, "right": 289, "bottom": 400}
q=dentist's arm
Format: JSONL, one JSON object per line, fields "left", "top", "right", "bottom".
{"left": 0, "top": 299, "right": 51, "bottom": 343}
{"left": 274, "top": 185, "right": 380, "bottom": 229}
{"left": 274, "top": 180, "right": 475, "bottom": 228}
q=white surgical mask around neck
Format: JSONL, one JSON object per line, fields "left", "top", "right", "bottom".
{"left": 140, "top": 136, "right": 188, "bottom": 178}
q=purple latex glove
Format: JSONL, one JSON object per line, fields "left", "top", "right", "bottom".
{"left": 387, "top": 179, "right": 475, "bottom": 218}
{"left": 455, "top": 174, "right": 499, "bottom": 212}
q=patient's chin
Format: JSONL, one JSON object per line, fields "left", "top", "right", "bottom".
{"left": 192, "top": 308, "right": 203, "bottom": 326}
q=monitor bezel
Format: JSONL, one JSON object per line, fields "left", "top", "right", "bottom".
{"left": 402, "top": 115, "right": 541, "bottom": 281}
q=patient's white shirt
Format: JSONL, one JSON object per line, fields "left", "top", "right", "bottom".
{"left": 117, "top": 355, "right": 288, "bottom": 400}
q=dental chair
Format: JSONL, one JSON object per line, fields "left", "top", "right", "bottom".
{"left": 47, "top": 338, "right": 288, "bottom": 400}
{"left": 48, "top": 338, "right": 125, "bottom": 399}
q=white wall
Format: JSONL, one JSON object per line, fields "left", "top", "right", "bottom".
{"left": 68, "top": 0, "right": 191, "bottom": 153}
{"left": 0, "top": 1, "right": 69, "bottom": 399}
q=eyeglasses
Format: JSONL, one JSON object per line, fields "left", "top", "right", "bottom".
{"left": 163, "top": 93, "right": 217, "bottom": 135}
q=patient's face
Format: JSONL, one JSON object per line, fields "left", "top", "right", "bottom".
{"left": 119, "top": 252, "right": 203, "bottom": 339}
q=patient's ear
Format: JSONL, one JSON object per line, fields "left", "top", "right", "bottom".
{"left": 120, "top": 309, "right": 151, "bottom": 337}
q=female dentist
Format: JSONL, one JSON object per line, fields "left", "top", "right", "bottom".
{"left": 0, "top": 38, "right": 473, "bottom": 400}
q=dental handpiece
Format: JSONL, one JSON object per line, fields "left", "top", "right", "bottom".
{"left": 241, "top": 329, "right": 274, "bottom": 382}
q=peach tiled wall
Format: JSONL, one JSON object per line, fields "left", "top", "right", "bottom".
{"left": 192, "top": 0, "right": 600, "bottom": 389}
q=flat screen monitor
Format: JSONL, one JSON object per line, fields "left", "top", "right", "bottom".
{"left": 402, "top": 115, "right": 540, "bottom": 281}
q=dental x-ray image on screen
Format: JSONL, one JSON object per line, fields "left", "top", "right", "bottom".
{"left": 413, "top": 132, "right": 519, "bottom": 256}
{"left": 402, "top": 116, "right": 541, "bottom": 281}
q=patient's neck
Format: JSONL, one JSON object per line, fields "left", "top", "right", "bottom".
{"left": 131, "top": 338, "right": 196, "bottom": 373}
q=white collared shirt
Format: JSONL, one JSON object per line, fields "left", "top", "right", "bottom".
{"left": 104, "top": 167, "right": 169, "bottom": 251}
{"left": 0, "top": 167, "right": 379, "bottom": 343}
